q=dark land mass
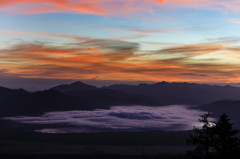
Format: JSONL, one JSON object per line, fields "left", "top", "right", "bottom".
{"left": 65, "top": 89, "right": 160, "bottom": 107}
{"left": 0, "top": 119, "right": 193, "bottom": 146}
{"left": 1, "top": 81, "right": 240, "bottom": 121}
{"left": 50, "top": 81, "right": 98, "bottom": 92}
{"left": 0, "top": 119, "right": 192, "bottom": 158}
{"left": 0, "top": 123, "right": 191, "bottom": 158}
{"left": 0, "top": 154, "right": 187, "bottom": 159}
{"left": 1, "top": 81, "right": 240, "bottom": 158}
{"left": 0, "top": 86, "right": 29, "bottom": 101}
{"left": 51, "top": 81, "right": 240, "bottom": 105}
{"left": 2, "top": 81, "right": 240, "bottom": 117}
{"left": 0, "top": 88, "right": 160, "bottom": 117}
{"left": 0, "top": 90, "right": 95, "bottom": 117}
{"left": 105, "top": 81, "right": 240, "bottom": 105}
{"left": 0, "top": 129, "right": 191, "bottom": 146}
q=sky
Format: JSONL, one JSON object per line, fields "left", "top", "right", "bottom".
{"left": 1, "top": 0, "right": 240, "bottom": 90}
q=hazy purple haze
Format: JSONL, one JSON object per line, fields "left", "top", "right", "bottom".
{"left": 3, "top": 105, "right": 216, "bottom": 133}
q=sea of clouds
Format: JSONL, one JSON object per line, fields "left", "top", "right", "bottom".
{"left": 3, "top": 105, "right": 216, "bottom": 133}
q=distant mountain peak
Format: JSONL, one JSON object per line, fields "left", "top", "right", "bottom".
{"left": 70, "top": 81, "right": 85, "bottom": 85}
{"left": 224, "top": 85, "right": 232, "bottom": 87}
{"left": 50, "top": 81, "right": 98, "bottom": 92}
{"left": 160, "top": 81, "right": 168, "bottom": 83}
{"left": 155, "top": 81, "right": 169, "bottom": 85}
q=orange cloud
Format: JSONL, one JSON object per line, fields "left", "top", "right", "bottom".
{"left": 156, "top": 0, "right": 165, "bottom": 3}
{"left": 172, "top": 0, "right": 189, "bottom": 3}
{"left": 1, "top": 38, "right": 240, "bottom": 83}
{"left": 88, "top": 46, "right": 105, "bottom": 55}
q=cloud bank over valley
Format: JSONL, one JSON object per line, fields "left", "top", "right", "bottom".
{"left": 3, "top": 105, "right": 216, "bottom": 133}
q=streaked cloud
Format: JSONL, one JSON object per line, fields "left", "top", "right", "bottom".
{"left": 0, "top": 0, "right": 240, "bottom": 89}
{"left": 0, "top": 29, "right": 90, "bottom": 40}
{"left": 179, "top": 73, "right": 207, "bottom": 76}
{"left": 1, "top": 36, "right": 240, "bottom": 83}
{"left": 157, "top": 44, "right": 224, "bottom": 56}
{"left": 1, "top": 0, "right": 240, "bottom": 16}
{"left": 226, "top": 20, "right": 240, "bottom": 24}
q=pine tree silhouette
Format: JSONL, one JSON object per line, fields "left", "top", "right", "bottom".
{"left": 186, "top": 112, "right": 240, "bottom": 159}
{"left": 186, "top": 112, "right": 215, "bottom": 159}
{"left": 212, "top": 113, "right": 240, "bottom": 159}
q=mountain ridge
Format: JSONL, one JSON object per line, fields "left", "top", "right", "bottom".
{"left": 104, "top": 81, "right": 240, "bottom": 104}
{"left": 2, "top": 81, "right": 240, "bottom": 117}
{"left": 50, "top": 81, "right": 98, "bottom": 92}
{"left": 0, "top": 86, "right": 29, "bottom": 101}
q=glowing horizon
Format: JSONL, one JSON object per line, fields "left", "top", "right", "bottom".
{"left": 1, "top": 0, "right": 240, "bottom": 85}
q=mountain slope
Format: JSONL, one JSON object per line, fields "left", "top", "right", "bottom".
{"left": 0, "top": 90, "right": 96, "bottom": 117}
{"left": 65, "top": 89, "right": 161, "bottom": 106}
{"left": 0, "top": 86, "right": 29, "bottom": 101}
{"left": 0, "top": 88, "right": 161, "bottom": 117}
{"left": 50, "top": 81, "right": 98, "bottom": 92}
{"left": 105, "top": 82, "right": 240, "bottom": 105}
{"left": 194, "top": 100, "right": 240, "bottom": 117}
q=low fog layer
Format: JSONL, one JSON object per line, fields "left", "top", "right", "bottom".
{"left": 3, "top": 105, "right": 215, "bottom": 133}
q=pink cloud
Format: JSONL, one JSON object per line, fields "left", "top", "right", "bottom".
{"left": 226, "top": 20, "right": 240, "bottom": 24}
{"left": 1, "top": 0, "right": 240, "bottom": 16}
{"left": 0, "top": 0, "right": 152, "bottom": 16}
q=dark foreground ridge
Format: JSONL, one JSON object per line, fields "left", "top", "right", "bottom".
{"left": 0, "top": 128, "right": 192, "bottom": 158}
{"left": 0, "top": 129, "right": 191, "bottom": 146}
{"left": 0, "top": 154, "right": 186, "bottom": 159}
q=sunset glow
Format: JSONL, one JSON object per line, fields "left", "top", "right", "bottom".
{"left": 1, "top": 0, "right": 240, "bottom": 88}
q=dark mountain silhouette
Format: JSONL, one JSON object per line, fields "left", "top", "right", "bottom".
{"left": 0, "top": 88, "right": 161, "bottom": 117}
{"left": 103, "top": 84, "right": 135, "bottom": 90}
{"left": 195, "top": 100, "right": 240, "bottom": 118}
{"left": 65, "top": 89, "right": 160, "bottom": 106}
{"left": 50, "top": 81, "right": 98, "bottom": 92}
{"left": 105, "top": 81, "right": 240, "bottom": 105}
{"left": 2, "top": 81, "right": 240, "bottom": 118}
{"left": 0, "top": 90, "right": 97, "bottom": 117}
{"left": 0, "top": 86, "right": 29, "bottom": 101}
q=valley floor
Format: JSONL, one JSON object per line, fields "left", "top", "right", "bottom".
{"left": 0, "top": 140, "right": 193, "bottom": 156}
{"left": 0, "top": 140, "right": 192, "bottom": 158}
